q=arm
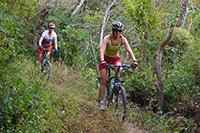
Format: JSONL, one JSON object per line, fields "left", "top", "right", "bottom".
{"left": 100, "top": 35, "right": 109, "bottom": 61}
{"left": 38, "top": 36, "right": 44, "bottom": 46}
{"left": 54, "top": 37, "right": 58, "bottom": 50}
{"left": 122, "top": 37, "right": 137, "bottom": 62}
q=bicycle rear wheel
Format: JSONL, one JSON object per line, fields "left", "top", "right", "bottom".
{"left": 116, "top": 85, "right": 127, "bottom": 121}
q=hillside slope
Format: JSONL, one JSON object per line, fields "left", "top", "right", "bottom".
{"left": 45, "top": 62, "right": 146, "bottom": 133}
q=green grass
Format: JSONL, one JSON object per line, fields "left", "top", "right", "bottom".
{"left": 2, "top": 58, "right": 195, "bottom": 133}
{"left": 31, "top": 61, "right": 126, "bottom": 132}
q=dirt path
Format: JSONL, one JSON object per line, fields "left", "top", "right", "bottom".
{"left": 125, "top": 122, "right": 148, "bottom": 133}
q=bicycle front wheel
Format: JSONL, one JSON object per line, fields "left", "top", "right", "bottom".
{"left": 117, "top": 85, "right": 127, "bottom": 122}
{"left": 41, "top": 59, "right": 51, "bottom": 80}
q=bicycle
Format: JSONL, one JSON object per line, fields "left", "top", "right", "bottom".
{"left": 39, "top": 47, "right": 51, "bottom": 80}
{"left": 106, "top": 64, "right": 132, "bottom": 121}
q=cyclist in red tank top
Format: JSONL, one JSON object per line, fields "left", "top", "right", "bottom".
{"left": 98, "top": 21, "right": 138, "bottom": 110}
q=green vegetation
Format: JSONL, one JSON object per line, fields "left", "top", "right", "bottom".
{"left": 0, "top": 0, "right": 199, "bottom": 132}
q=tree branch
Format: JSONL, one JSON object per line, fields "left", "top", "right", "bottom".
{"left": 155, "top": 0, "right": 189, "bottom": 109}
{"left": 176, "top": 0, "right": 189, "bottom": 27}
{"left": 71, "top": 0, "right": 85, "bottom": 16}
{"left": 99, "top": 0, "right": 117, "bottom": 46}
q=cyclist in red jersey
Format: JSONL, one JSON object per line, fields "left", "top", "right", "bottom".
{"left": 98, "top": 21, "right": 138, "bottom": 110}
{"left": 37, "top": 22, "right": 58, "bottom": 66}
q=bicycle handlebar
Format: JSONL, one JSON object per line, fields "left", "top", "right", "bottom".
{"left": 108, "top": 64, "right": 132, "bottom": 71}
{"left": 38, "top": 46, "right": 49, "bottom": 52}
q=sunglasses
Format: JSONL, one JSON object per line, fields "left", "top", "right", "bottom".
{"left": 49, "top": 27, "right": 55, "bottom": 29}
{"left": 113, "top": 29, "right": 122, "bottom": 32}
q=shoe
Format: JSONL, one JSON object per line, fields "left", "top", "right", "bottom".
{"left": 99, "top": 100, "right": 105, "bottom": 110}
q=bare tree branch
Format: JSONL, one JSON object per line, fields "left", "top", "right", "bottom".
{"left": 33, "top": 6, "right": 50, "bottom": 47}
{"left": 71, "top": 0, "right": 85, "bottom": 16}
{"left": 89, "top": 36, "right": 100, "bottom": 78}
{"left": 155, "top": 24, "right": 175, "bottom": 109}
{"left": 99, "top": 0, "right": 117, "bottom": 46}
{"left": 176, "top": 0, "right": 189, "bottom": 27}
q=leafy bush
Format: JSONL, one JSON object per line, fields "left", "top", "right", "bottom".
{"left": 163, "top": 28, "right": 199, "bottom": 108}
{"left": 61, "top": 26, "right": 90, "bottom": 66}
{"left": 0, "top": 59, "right": 55, "bottom": 132}
{"left": 168, "top": 28, "right": 194, "bottom": 48}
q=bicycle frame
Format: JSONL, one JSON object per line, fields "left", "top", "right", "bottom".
{"left": 106, "top": 64, "right": 131, "bottom": 121}
{"left": 41, "top": 50, "right": 51, "bottom": 80}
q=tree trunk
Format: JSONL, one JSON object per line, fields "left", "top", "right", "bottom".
{"left": 155, "top": 0, "right": 189, "bottom": 109}
{"left": 71, "top": 0, "right": 85, "bottom": 16}
{"left": 33, "top": 6, "right": 50, "bottom": 47}
{"left": 89, "top": 36, "right": 99, "bottom": 78}
{"left": 176, "top": 0, "right": 189, "bottom": 27}
{"left": 99, "top": 0, "right": 116, "bottom": 46}
{"left": 155, "top": 25, "right": 175, "bottom": 109}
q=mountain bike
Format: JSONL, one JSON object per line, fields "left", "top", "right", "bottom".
{"left": 106, "top": 64, "right": 132, "bottom": 121}
{"left": 39, "top": 47, "right": 51, "bottom": 80}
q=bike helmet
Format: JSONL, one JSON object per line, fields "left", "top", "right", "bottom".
{"left": 48, "top": 22, "right": 56, "bottom": 29}
{"left": 110, "top": 21, "right": 124, "bottom": 31}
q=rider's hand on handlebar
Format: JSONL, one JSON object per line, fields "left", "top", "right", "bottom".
{"left": 38, "top": 46, "right": 48, "bottom": 52}
{"left": 38, "top": 45, "right": 43, "bottom": 50}
{"left": 131, "top": 60, "right": 138, "bottom": 69}
{"left": 54, "top": 49, "right": 59, "bottom": 58}
{"left": 100, "top": 60, "right": 108, "bottom": 68}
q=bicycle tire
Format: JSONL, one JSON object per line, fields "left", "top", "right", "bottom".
{"left": 116, "top": 85, "right": 127, "bottom": 121}
{"left": 41, "top": 58, "right": 51, "bottom": 80}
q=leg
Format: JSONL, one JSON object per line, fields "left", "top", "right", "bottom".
{"left": 46, "top": 51, "right": 51, "bottom": 60}
{"left": 38, "top": 53, "right": 43, "bottom": 65}
{"left": 99, "top": 68, "right": 107, "bottom": 110}
{"left": 115, "top": 62, "right": 122, "bottom": 74}
{"left": 37, "top": 47, "right": 44, "bottom": 65}
{"left": 99, "top": 68, "right": 107, "bottom": 101}
{"left": 44, "top": 45, "right": 53, "bottom": 60}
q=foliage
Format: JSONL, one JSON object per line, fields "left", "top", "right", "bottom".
{"left": 168, "top": 28, "right": 194, "bottom": 48}
{"left": 60, "top": 26, "right": 90, "bottom": 66}
{"left": 162, "top": 27, "right": 199, "bottom": 109}
{"left": 122, "top": 0, "right": 160, "bottom": 35}
{"left": 0, "top": 0, "right": 200, "bottom": 132}
{"left": 0, "top": 0, "right": 52, "bottom": 132}
{"left": 0, "top": 59, "right": 54, "bottom": 132}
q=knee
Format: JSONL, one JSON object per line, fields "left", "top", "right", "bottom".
{"left": 100, "top": 78, "right": 107, "bottom": 85}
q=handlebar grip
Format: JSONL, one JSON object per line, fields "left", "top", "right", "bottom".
{"left": 38, "top": 46, "right": 48, "bottom": 52}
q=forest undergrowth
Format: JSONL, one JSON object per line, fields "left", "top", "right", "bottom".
{"left": 0, "top": 57, "right": 197, "bottom": 133}
{"left": 43, "top": 60, "right": 147, "bottom": 133}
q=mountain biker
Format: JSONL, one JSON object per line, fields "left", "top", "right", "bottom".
{"left": 37, "top": 22, "right": 58, "bottom": 66}
{"left": 98, "top": 21, "right": 138, "bottom": 110}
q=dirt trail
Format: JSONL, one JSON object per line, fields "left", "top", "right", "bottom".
{"left": 125, "top": 122, "right": 148, "bottom": 133}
